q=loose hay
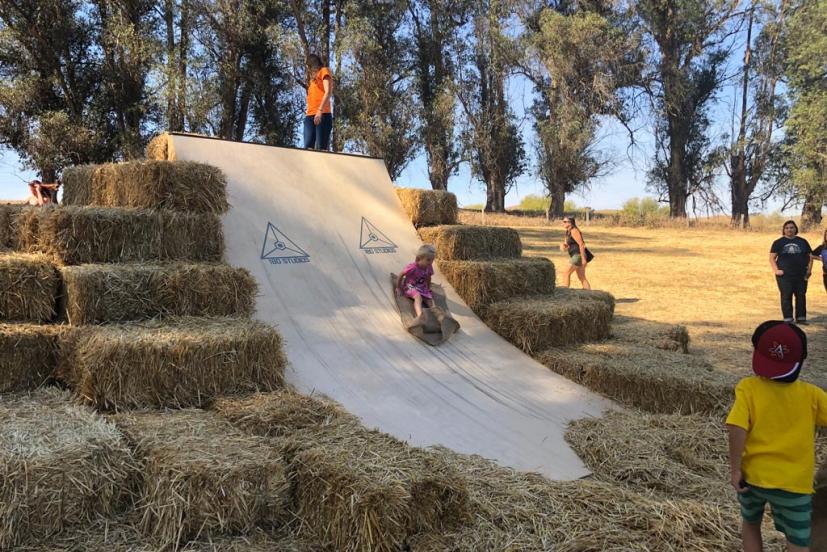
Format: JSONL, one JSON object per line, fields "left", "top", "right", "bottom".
{"left": 0, "top": 253, "right": 58, "bottom": 321}
{"left": 0, "top": 388, "right": 137, "bottom": 549}
{"left": 146, "top": 132, "right": 175, "bottom": 161}
{"left": 60, "top": 164, "right": 96, "bottom": 206}
{"left": 612, "top": 315, "right": 690, "bottom": 353}
{"left": 0, "top": 324, "right": 65, "bottom": 392}
{"left": 407, "top": 448, "right": 741, "bottom": 552}
{"left": 418, "top": 225, "right": 521, "bottom": 260}
{"left": 214, "top": 391, "right": 470, "bottom": 551}
{"left": 16, "top": 206, "right": 223, "bottom": 265}
{"left": 566, "top": 411, "right": 730, "bottom": 504}
{"left": 59, "top": 317, "right": 286, "bottom": 410}
{"left": 437, "top": 257, "right": 555, "bottom": 312}
{"left": 536, "top": 341, "right": 737, "bottom": 415}
{"left": 482, "top": 294, "right": 612, "bottom": 353}
{"left": 553, "top": 286, "right": 616, "bottom": 314}
{"left": 60, "top": 262, "right": 257, "bottom": 324}
{"left": 111, "top": 410, "right": 288, "bottom": 551}
{"left": 395, "top": 188, "right": 458, "bottom": 227}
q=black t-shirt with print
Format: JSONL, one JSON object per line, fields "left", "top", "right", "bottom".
{"left": 770, "top": 236, "right": 812, "bottom": 277}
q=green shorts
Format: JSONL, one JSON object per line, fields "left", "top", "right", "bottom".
{"left": 738, "top": 485, "right": 812, "bottom": 547}
{"left": 569, "top": 254, "right": 584, "bottom": 267}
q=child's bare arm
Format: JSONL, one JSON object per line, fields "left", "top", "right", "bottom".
{"left": 727, "top": 424, "right": 749, "bottom": 493}
{"left": 396, "top": 272, "right": 406, "bottom": 294}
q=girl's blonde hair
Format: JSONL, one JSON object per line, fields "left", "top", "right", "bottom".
{"left": 416, "top": 244, "right": 436, "bottom": 260}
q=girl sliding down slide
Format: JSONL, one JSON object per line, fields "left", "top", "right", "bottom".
{"left": 396, "top": 244, "right": 436, "bottom": 328}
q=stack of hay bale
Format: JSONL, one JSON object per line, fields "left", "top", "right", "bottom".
{"left": 397, "top": 188, "right": 613, "bottom": 353}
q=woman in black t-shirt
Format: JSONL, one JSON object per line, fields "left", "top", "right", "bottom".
{"left": 559, "top": 216, "right": 592, "bottom": 289}
{"left": 769, "top": 220, "right": 812, "bottom": 324}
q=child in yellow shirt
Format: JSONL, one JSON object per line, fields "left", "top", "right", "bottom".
{"left": 727, "top": 320, "right": 827, "bottom": 551}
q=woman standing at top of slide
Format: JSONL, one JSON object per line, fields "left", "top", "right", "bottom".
{"left": 303, "top": 54, "right": 333, "bottom": 150}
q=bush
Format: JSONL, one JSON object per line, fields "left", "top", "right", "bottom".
{"left": 515, "top": 194, "right": 551, "bottom": 212}
{"left": 618, "top": 197, "right": 670, "bottom": 227}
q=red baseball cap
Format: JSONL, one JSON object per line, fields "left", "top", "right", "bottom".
{"left": 751, "top": 321, "right": 807, "bottom": 381}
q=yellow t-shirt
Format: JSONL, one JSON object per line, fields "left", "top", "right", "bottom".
{"left": 726, "top": 376, "right": 827, "bottom": 494}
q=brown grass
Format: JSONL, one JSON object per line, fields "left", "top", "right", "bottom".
{"left": 418, "top": 225, "right": 521, "bottom": 260}
{"left": 396, "top": 188, "right": 458, "bottom": 227}
{"left": 111, "top": 409, "right": 288, "bottom": 551}
{"left": 60, "top": 262, "right": 256, "bottom": 324}
{"left": 483, "top": 295, "right": 613, "bottom": 354}
{"left": 437, "top": 257, "right": 555, "bottom": 312}
{"left": 0, "top": 324, "right": 65, "bottom": 392}
{"left": 553, "top": 286, "right": 616, "bottom": 314}
{"left": 16, "top": 206, "right": 223, "bottom": 265}
{"left": 214, "top": 390, "right": 470, "bottom": 552}
{"left": 0, "top": 253, "right": 58, "bottom": 321}
{"left": 536, "top": 341, "right": 736, "bottom": 415}
{"left": 0, "top": 388, "right": 137, "bottom": 549}
{"left": 59, "top": 317, "right": 286, "bottom": 410}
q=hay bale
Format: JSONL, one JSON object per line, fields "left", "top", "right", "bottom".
{"left": 418, "top": 225, "right": 521, "bottom": 260}
{"left": 146, "top": 133, "right": 175, "bottom": 161}
{"left": 0, "top": 253, "right": 58, "bottom": 321}
{"left": 437, "top": 257, "right": 555, "bottom": 312}
{"left": 0, "top": 204, "right": 25, "bottom": 248}
{"left": 0, "top": 324, "right": 65, "bottom": 392}
{"left": 60, "top": 164, "right": 96, "bottom": 206}
{"left": 566, "top": 411, "right": 729, "bottom": 504}
{"left": 0, "top": 388, "right": 137, "bottom": 549}
{"left": 553, "top": 286, "right": 616, "bottom": 314}
{"left": 612, "top": 315, "right": 690, "bottom": 353}
{"left": 407, "top": 449, "right": 741, "bottom": 551}
{"left": 111, "top": 409, "right": 288, "bottom": 550}
{"left": 59, "top": 317, "right": 285, "bottom": 410}
{"left": 60, "top": 262, "right": 256, "bottom": 324}
{"left": 396, "top": 188, "right": 458, "bottom": 227}
{"left": 91, "top": 161, "right": 229, "bottom": 214}
{"left": 16, "top": 206, "right": 223, "bottom": 265}
{"left": 214, "top": 391, "right": 470, "bottom": 551}
{"left": 535, "top": 341, "right": 737, "bottom": 415}
{"left": 482, "top": 294, "right": 612, "bottom": 353}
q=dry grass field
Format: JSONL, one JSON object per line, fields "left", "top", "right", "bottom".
{"left": 461, "top": 210, "right": 827, "bottom": 385}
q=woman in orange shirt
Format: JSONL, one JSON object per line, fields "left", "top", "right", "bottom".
{"left": 303, "top": 54, "right": 334, "bottom": 150}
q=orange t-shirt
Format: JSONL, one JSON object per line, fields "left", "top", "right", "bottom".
{"left": 306, "top": 67, "right": 332, "bottom": 115}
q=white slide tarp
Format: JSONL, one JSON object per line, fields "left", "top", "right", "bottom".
{"left": 169, "top": 133, "right": 612, "bottom": 480}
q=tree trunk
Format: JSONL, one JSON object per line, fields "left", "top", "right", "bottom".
{"left": 801, "top": 191, "right": 823, "bottom": 230}
{"left": 331, "top": 0, "right": 343, "bottom": 152}
{"left": 175, "top": 0, "right": 189, "bottom": 131}
{"left": 548, "top": 185, "right": 565, "bottom": 219}
{"left": 323, "top": 0, "right": 330, "bottom": 64}
{"left": 730, "top": 154, "right": 750, "bottom": 227}
{"left": 164, "top": 0, "right": 177, "bottom": 130}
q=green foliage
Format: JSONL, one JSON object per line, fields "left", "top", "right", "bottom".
{"left": 515, "top": 194, "right": 551, "bottom": 212}
{"left": 619, "top": 196, "right": 670, "bottom": 226}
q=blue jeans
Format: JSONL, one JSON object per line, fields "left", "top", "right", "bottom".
{"left": 303, "top": 114, "right": 333, "bottom": 150}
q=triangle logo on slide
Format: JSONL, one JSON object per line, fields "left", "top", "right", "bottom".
{"left": 260, "top": 222, "right": 310, "bottom": 265}
{"left": 360, "top": 217, "right": 397, "bottom": 254}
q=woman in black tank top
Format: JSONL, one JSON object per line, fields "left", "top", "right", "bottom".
{"left": 559, "top": 216, "right": 591, "bottom": 289}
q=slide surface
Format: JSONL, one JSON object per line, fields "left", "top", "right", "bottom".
{"left": 169, "top": 133, "right": 612, "bottom": 479}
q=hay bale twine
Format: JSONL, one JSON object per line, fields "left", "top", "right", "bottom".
{"left": 16, "top": 206, "right": 223, "bottom": 265}
{"left": 0, "top": 388, "right": 137, "bottom": 549}
{"left": 146, "top": 133, "right": 175, "bottom": 161}
{"left": 214, "top": 391, "right": 470, "bottom": 551}
{"left": 92, "top": 160, "right": 228, "bottom": 214}
{"left": 60, "top": 262, "right": 256, "bottom": 324}
{"left": 0, "top": 324, "right": 65, "bottom": 392}
{"left": 418, "top": 225, "right": 521, "bottom": 260}
{"left": 59, "top": 317, "right": 286, "bottom": 410}
{"left": 482, "top": 293, "right": 612, "bottom": 353}
{"left": 0, "top": 253, "right": 58, "bottom": 322}
{"left": 396, "top": 188, "right": 458, "bottom": 227}
{"left": 111, "top": 409, "right": 288, "bottom": 550}
{"left": 60, "top": 165, "right": 97, "bottom": 206}
{"left": 612, "top": 315, "right": 690, "bottom": 353}
{"left": 535, "top": 342, "right": 737, "bottom": 415}
{"left": 437, "top": 257, "right": 555, "bottom": 313}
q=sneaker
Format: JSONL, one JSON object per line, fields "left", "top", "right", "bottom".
{"left": 797, "top": 319, "right": 809, "bottom": 325}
